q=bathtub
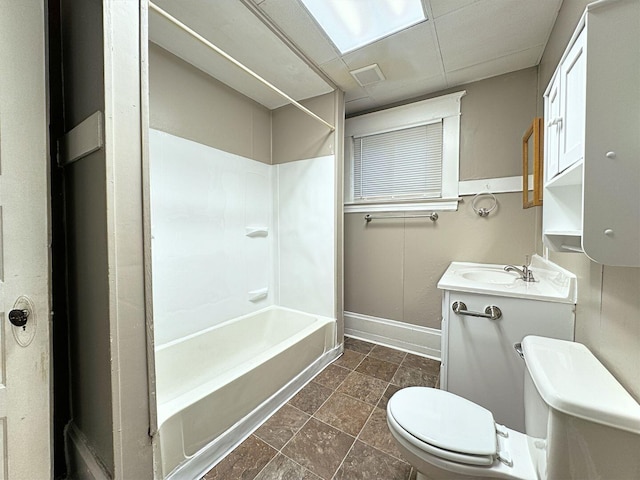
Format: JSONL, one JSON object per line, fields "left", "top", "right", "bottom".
{"left": 154, "top": 306, "right": 339, "bottom": 479}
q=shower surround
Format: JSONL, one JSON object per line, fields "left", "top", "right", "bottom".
{"left": 149, "top": 129, "right": 339, "bottom": 478}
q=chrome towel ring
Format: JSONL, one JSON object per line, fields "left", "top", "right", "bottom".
{"left": 472, "top": 192, "right": 497, "bottom": 217}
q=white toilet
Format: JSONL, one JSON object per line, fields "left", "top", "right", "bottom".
{"left": 387, "top": 336, "right": 640, "bottom": 480}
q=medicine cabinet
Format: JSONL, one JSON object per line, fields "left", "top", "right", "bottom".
{"left": 542, "top": 0, "right": 639, "bottom": 266}
{"left": 522, "top": 117, "right": 543, "bottom": 208}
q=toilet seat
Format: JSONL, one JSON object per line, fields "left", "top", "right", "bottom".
{"left": 387, "top": 387, "right": 498, "bottom": 467}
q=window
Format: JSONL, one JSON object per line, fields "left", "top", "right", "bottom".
{"left": 345, "top": 91, "right": 465, "bottom": 213}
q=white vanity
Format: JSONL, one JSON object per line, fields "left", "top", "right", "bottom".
{"left": 437, "top": 255, "right": 576, "bottom": 432}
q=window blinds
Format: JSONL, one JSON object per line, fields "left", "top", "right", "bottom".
{"left": 353, "top": 121, "right": 443, "bottom": 201}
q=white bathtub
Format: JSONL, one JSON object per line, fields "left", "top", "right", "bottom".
{"left": 154, "top": 306, "right": 338, "bottom": 479}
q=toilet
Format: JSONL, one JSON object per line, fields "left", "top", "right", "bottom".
{"left": 387, "top": 336, "right": 640, "bottom": 480}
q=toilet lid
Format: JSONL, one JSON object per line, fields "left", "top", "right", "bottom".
{"left": 388, "top": 387, "right": 497, "bottom": 457}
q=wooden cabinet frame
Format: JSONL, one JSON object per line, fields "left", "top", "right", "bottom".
{"left": 522, "top": 117, "right": 543, "bottom": 208}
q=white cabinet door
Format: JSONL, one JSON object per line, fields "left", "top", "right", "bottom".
{"left": 0, "top": 1, "right": 52, "bottom": 479}
{"left": 559, "top": 30, "right": 586, "bottom": 173}
{"left": 545, "top": 74, "right": 562, "bottom": 182}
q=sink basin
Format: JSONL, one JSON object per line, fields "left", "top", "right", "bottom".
{"left": 437, "top": 255, "right": 577, "bottom": 303}
{"left": 459, "top": 269, "right": 519, "bottom": 285}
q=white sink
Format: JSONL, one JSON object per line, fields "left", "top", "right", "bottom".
{"left": 437, "top": 255, "right": 577, "bottom": 303}
{"left": 458, "top": 268, "right": 520, "bottom": 285}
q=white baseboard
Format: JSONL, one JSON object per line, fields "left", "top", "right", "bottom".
{"left": 66, "top": 422, "right": 110, "bottom": 480}
{"left": 344, "top": 311, "right": 441, "bottom": 360}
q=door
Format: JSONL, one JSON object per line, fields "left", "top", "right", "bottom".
{"left": 0, "top": 1, "right": 52, "bottom": 479}
{"left": 544, "top": 73, "right": 561, "bottom": 182}
{"left": 559, "top": 30, "right": 586, "bottom": 173}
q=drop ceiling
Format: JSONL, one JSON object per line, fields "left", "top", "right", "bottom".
{"left": 149, "top": 0, "right": 563, "bottom": 115}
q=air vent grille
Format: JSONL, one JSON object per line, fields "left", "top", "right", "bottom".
{"left": 350, "top": 64, "right": 386, "bottom": 87}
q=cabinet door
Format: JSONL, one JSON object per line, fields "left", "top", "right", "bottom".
{"left": 559, "top": 31, "right": 586, "bottom": 173}
{"left": 545, "top": 74, "right": 561, "bottom": 182}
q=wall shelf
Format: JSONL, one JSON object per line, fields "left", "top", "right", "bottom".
{"left": 545, "top": 160, "right": 582, "bottom": 189}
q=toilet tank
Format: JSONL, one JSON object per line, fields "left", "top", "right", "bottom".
{"left": 522, "top": 336, "right": 640, "bottom": 479}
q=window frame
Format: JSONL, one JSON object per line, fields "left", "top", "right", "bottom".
{"left": 344, "top": 91, "right": 465, "bottom": 213}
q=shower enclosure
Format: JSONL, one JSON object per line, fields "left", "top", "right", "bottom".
{"left": 145, "top": 2, "right": 344, "bottom": 478}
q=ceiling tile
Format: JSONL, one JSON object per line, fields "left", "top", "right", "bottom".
{"left": 365, "top": 74, "right": 448, "bottom": 107}
{"left": 428, "top": 0, "right": 478, "bottom": 19}
{"left": 342, "top": 22, "right": 442, "bottom": 82}
{"left": 445, "top": 45, "right": 542, "bottom": 87}
{"left": 259, "top": 0, "right": 340, "bottom": 65}
{"left": 318, "top": 57, "right": 361, "bottom": 91}
{"left": 435, "top": 0, "right": 562, "bottom": 72}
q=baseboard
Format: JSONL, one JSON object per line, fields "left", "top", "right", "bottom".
{"left": 65, "top": 422, "right": 111, "bottom": 480}
{"left": 344, "top": 311, "right": 441, "bottom": 360}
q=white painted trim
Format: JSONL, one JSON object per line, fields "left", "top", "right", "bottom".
{"left": 344, "top": 91, "right": 465, "bottom": 205}
{"left": 344, "top": 199, "right": 459, "bottom": 214}
{"left": 66, "top": 423, "right": 110, "bottom": 480}
{"left": 458, "top": 175, "right": 533, "bottom": 196}
{"left": 344, "top": 311, "right": 441, "bottom": 360}
{"left": 61, "top": 111, "right": 104, "bottom": 166}
{"left": 345, "top": 91, "right": 466, "bottom": 137}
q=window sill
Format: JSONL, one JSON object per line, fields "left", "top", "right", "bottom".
{"left": 344, "top": 198, "right": 460, "bottom": 214}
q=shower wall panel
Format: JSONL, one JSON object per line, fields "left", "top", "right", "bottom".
{"left": 276, "top": 156, "right": 336, "bottom": 318}
{"left": 150, "top": 130, "right": 337, "bottom": 346}
{"left": 150, "top": 129, "right": 274, "bottom": 346}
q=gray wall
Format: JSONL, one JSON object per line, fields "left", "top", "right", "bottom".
{"left": 272, "top": 92, "right": 337, "bottom": 164}
{"left": 61, "top": 0, "right": 153, "bottom": 477}
{"left": 149, "top": 44, "right": 272, "bottom": 164}
{"left": 537, "top": 0, "right": 640, "bottom": 401}
{"left": 60, "top": 0, "right": 114, "bottom": 473}
{"left": 344, "top": 68, "right": 540, "bottom": 329}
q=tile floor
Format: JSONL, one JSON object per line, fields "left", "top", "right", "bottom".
{"left": 202, "top": 337, "right": 440, "bottom": 480}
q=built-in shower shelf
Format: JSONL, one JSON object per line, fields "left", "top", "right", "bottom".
{"left": 245, "top": 227, "right": 269, "bottom": 237}
{"left": 248, "top": 288, "right": 268, "bottom": 302}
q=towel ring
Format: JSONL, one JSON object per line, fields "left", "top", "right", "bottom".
{"left": 472, "top": 192, "right": 497, "bottom": 217}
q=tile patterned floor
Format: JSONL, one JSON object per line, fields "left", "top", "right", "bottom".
{"left": 202, "top": 338, "right": 440, "bottom": 480}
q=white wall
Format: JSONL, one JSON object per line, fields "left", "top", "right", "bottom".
{"left": 150, "top": 130, "right": 274, "bottom": 345}
{"left": 150, "top": 130, "right": 336, "bottom": 346}
{"left": 276, "top": 156, "right": 336, "bottom": 318}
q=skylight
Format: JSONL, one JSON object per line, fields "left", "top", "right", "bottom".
{"left": 300, "top": 0, "right": 427, "bottom": 54}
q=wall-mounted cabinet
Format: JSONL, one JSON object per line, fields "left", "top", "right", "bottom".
{"left": 543, "top": 0, "right": 640, "bottom": 266}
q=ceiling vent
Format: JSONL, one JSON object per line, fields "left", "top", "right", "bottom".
{"left": 350, "top": 64, "right": 386, "bottom": 87}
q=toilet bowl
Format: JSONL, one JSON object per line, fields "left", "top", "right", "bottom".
{"left": 387, "top": 387, "right": 537, "bottom": 480}
{"left": 386, "top": 336, "right": 640, "bottom": 480}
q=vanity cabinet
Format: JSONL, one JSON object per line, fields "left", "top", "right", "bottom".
{"left": 440, "top": 290, "right": 575, "bottom": 432}
{"left": 542, "top": 0, "right": 639, "bottom": 266}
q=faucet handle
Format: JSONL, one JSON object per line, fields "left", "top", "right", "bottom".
{"left": 524, "top": 255, "right": 530, "bottom": 267}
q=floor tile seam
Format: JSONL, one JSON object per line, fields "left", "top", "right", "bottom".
{"left": 278, "top": 451, "right": 321, "bottom": 479}
{"left": 249, "top": 444, "right": 280, "bottom": 480}
{"left": 355, "top": 363, "right": 401, "bottom": 383}
{"left": 307, "top": 414, "right": 357, "bottom": 443}
{"left": 367, "top": 352, "right": 408, "bottom": 366}
{"left": 276, "top": 411, "right": 316, "bottom": 454}
{"left": 328, "top": 436, "right": 359, "bottom": 480}
{"left": 254, "top": 403, "right": 312, "bottom": 451}
{"left": 334, "top": 386, "right": 385, "bottom": 407}
{"left": 357, "top": 433, "right": 411, "bottom": 465}
{"left": 298, "top": 416, "right": 357, "bottom": 480}
{"left": 398, "top": 358, "right": 440, "bottom": 375}
{"left": 352, "top": 400, "right": 414, "bottom": 465}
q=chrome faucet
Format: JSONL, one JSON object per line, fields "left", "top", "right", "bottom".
{"left": 504, "top": 256, "right": 536, "bottom": 282}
